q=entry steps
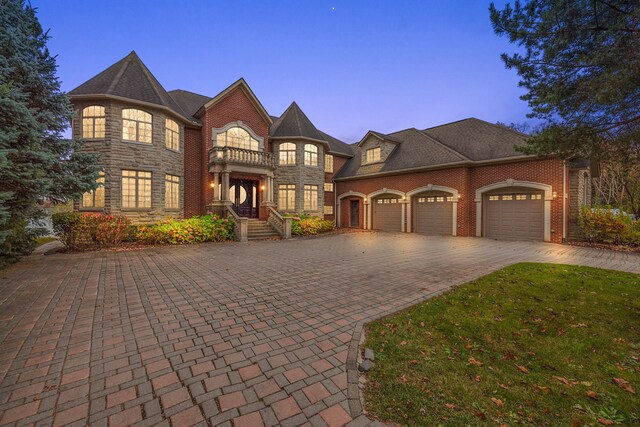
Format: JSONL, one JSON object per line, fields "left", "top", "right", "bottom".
{"left": 247, "top": 220, "right": 281, "bottom": 240}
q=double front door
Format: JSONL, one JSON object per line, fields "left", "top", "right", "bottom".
{"left": 229, "top": 178, "right": 259, "bottom": 218}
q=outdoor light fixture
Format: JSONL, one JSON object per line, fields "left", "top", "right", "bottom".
{"left": 261, "top": 185, "right": 266, "bottom": 190}
{"left": 553, "top": 191, "right": 558, "bottom": 199}
{"left": 458, "top": 194, "right": 462, "bottom": 198}
{"left": 210, "top": 182, "right": 215, "bottom": 188}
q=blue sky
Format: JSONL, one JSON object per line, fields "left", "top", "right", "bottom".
{"left": 34, "top": 0, "right": 528, "bottom": 143}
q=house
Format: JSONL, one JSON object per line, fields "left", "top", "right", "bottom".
{"left": 69, "top": 51, "right": 590, "bottom": 243}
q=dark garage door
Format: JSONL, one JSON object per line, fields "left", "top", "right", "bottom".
{"left": 372, "top": 197, "right": 402, "bottom": 232}
{"left": 413, "top": 194, "right": 453, "bottom": 235}
{"left": 484, "top": 191, "right": 544, "bottom": 241}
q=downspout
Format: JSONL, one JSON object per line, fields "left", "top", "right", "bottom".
{"left": 562, "top": 161, "right": 567, "bottom": 242}
{"left": 334, "top": 178, "right": 337, "bottom": 226}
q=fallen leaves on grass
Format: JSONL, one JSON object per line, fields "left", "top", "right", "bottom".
{"left": 516, "top": 365, "right": 529, "bottom": 374}
{"left": 613, "top": 377, "right": 636, "bottom": 394}
{"left": 445, "top": 403, "right": 456, "bottom": 409}
{"left": 553, "top": 376, "right": 570, "bottom": 385}
{"left": 598, "top": 418, "right": 614, "bottom": 425}
{"left": 498, "top": 383, "right": 509, "bottom": 390}
{"left": 491, "top": 397, "right": 505, "bottom": 406}
{"left": 468, "top": 357, "right": 483, "bottom": 367}
{"left": 587, "top": 390, "right": 598, "bottom": 400}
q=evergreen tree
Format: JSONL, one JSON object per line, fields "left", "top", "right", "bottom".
{"left": 0, "top": 0, "right": 99, "bottom": 267}
{"left": 489, "top": 1, "right": 640, "bottom": 162}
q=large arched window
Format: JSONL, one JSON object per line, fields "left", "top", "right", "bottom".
{"left": 82, "top": 106, "right": 105, "bottom": 139}
{"left": 279, "top": 142, "right": 296, "bottom": 165}
{"left": 122, "top": 109, "right": 152, "bottom": 143}
{"left": 216, "top": 126, "right": 259, "bottom": 151}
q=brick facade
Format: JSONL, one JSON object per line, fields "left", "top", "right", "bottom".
{"left": 336, "top": 158, "right": 569, "bottom": 243}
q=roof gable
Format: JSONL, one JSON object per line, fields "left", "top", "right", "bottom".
{"left": 168, "top": 89, "right": 211, "bottom": 119}
{"left": 356, "top": 130, "right": 402, "bottom": 146}
{"left": 69, "top": 51, "right": 193, "bottom": 123}
{"left": 270, "top": 102, "right": 325, "bottom": 142}
{"left": 198, "top": 78, "right": 272, "bottom": 126}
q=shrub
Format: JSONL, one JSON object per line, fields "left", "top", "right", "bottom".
{"left": 52, "top": 212, "right": 130, "bottom": 249}
{"left": 287, "top": 214, "right": 335, "bottom": 236}
{"left": 579, "top": 206, "right": 640, "bottom": 246}
{"left": 136, "top": 215, "right": 235, "bottom": 244}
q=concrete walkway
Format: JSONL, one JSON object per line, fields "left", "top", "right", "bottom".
{"left": 0, "top": 233, "right": 638, "bottom": 427}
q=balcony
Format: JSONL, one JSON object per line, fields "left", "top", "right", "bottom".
{"left": 209, "top": 146, "right": 276, "bottom": 170}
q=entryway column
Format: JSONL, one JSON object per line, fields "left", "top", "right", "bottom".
{"left": 268, "top": 177, "right": 274, "bottom": 203}
{"left": 222, "top": 172, "right": 230, "bottom": 202}
{"left": 212, "top": 172, "right": 220, "bottom": 201}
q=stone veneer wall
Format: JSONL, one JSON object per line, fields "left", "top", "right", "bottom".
{"left": 72, "top": 99, "right": 185, "bottom": 223}
{"left": 568, "top": 167, "right": 592, "bottom": 240}
{"left": 273, "top": 140, "right": 325, "bottom": 215}
{"left": 359, "top": 134, "right": 396, "bottom": 165}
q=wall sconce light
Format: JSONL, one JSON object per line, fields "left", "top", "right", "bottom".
{"left": 210, "top": 182, "right": 215, "bottom": 188}
{"left": 261, "top": 185, "right": 266, "bottom": 190}
{"left": 457, "top": 194, "right": 462, "bottom": 198}
{"left": 402, "top": 196, "right": 406, "bottom": 200}
{"left": 552, "top": 191, "right": 558, "bottom": 199}
{"left": 364, "top": 197, "right": 368, "bottom": 202}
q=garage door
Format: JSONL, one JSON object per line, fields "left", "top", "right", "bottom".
{"left": 372, "top": 197, "right": 402, "bottom": 232}
{"left": 484, "top": 191, "right": 544, "bottom": 241}
{"left": 413, "top": 193, "right": 453, "bottom": 235}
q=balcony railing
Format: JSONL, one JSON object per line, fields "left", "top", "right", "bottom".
{"left": 209, "top": 146, "right": 276, "bottom": 169}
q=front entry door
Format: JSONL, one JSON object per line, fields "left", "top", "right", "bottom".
{"left": 350, "top": 200, "right": 360, "bottom": 227}
{"left": 229, "top": 179, "right": 258, "bottom": 218}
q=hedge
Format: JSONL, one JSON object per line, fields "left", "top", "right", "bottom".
{"left": 52, "top": 212, "right": 130, "bottom": 250}
{"left": 288, "top": 214, "right": 335, "bottom": 236}
{"left": 136, "top": 215, "right": 235, "bottom": 244}
{"left": 579, "top": 206, "right": 640, "bottom": 246}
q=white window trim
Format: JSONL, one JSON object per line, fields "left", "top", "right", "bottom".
{"left": 211, "top": 121, "right": 264, "bottom": 151}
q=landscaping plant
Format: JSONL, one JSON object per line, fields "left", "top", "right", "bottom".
{"left": 579, "top": 207, "right": 640, "bottom": 246}
{"left": 135, "top": 215, "right": 235, "bottom": 244}
{"left": 288, "top": 214, "right": 335, "bottom": 236}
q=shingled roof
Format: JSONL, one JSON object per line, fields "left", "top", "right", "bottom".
{"left": 168, "top": 89, "right": 211, "bottom": 120}
{"left": 270, "top": 102, "right": 326, "bottom": 142}
{"left": 421, "top": 118, "right": 527, "bottom": 161}
{"left": 69, "top": 51, "right": 194, "bottom": 123}
{"left": 318, "top": 130, "right": 353, "bottom": 157}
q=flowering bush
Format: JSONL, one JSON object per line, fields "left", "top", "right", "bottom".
{"left": 136, "top": 215, "right": 235, "bottom": 244}
{"left": 52, "top": 212, "right": 130, "bottom": 249}
{"left": 287, "top": 214, "right": 335, "bottom": 236}
{"left": 579, "top": 206, "right": 640, "bottom": 246}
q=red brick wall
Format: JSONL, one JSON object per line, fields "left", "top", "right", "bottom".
{"left": 198, "top": 86, "right": 271, "bottom": 208}
{"left": 335, "top": 158, "right": 566, "bottom": 243}
{"left": 184, "top": 127, "right": 203, "bottom": 217}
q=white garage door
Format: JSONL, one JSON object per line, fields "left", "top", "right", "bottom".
{"left": 484, "top": 191, "right": 544, "bottom": 241}
{"left": 372, "top": 197, "right": 402, "bottom": 232}
{"left": 413, "top": 193, "right": 453, "bottom": 235}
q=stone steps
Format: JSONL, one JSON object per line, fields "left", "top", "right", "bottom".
{"left": 247, "top": 220, "right": 281, "bottom": 240}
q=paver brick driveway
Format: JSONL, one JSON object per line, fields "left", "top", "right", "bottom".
{"left": 0, "top": 232, "right": 639, "bottom": 427}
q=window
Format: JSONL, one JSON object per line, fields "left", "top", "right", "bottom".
{"left": 216, "top": 126, "right": 259, "bottom": 151}
{"left": 531, "top": 194, "right": 542, "bottom": 200}
{"left": 324, "top": 205, "right": 333, "bottom": 215}
{"left": 279, "top": 142, "right": 296, "bottom": 165}
{"left": 165, "top": 174, "right": 180, "bottom": 209}
{"left": 418, "top": 197, "right": 426, "bottom": 203}
{"left": 303, "top": 185, "right": 318, "bottom": 210}
{"left": 446, "top": 196, "right": 453, "bottom": 202}
{"left": 82, "top": 171, "right": 105, "bottom": 208}
{"left": 427, "top": 197, "right": 435, "bottom": 203}
{"left": 122, "top": 170, "right": 151, "bottom": 209}
{"left": 82, "top": 106, "right": 105, "bottom": 139}
{"left": 324, "top": 182, "right": 334, "bottom": 192}
{"left": 436, "top": 196, "right": 444, "bottom": 202}
{"left": 278, "top": 184, "right": 295, "bottom": 210}
{"left": 122, "top": 109, "right": 152, "bottom": 143}
{"left": 516, "top": 194, "right": 527, "bottom": 200}
{"left": 502, "top": 195, "right": 513, "bottom": 201}
{"left": 165, "top": 119, "right": 180, "bottom": 151}
{"left": 304, "top": 144, "right": 318, "bottom": 166}
{"left": 324, "top": 154, "right": 333, "bottom": 172}
{"left": 366, "top": 147, "right": 381, "bottom": 163}
{"left": 488, "top": 195, "right": 499, "bottom": 201}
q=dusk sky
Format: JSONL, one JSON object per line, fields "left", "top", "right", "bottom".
{"left": 33, "top": 0, "right": 528, "bottom": 143}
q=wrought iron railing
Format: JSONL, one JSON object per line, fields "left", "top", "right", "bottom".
{"left": 209, "top": 147, "right": 276, "bottom": 168}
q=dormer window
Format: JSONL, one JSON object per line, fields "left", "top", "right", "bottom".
{"left": 366, "top": 147, "right": 381, "bottom": 163}
{"left": 304, "top": 144, "right": 318, "bottom": 166}
{"left": 216, "top": 126, "right": 259, "bottom": 151}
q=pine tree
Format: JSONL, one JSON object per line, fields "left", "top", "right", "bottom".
{"left": 0, "top": 0, "right": 99, "bottom": 267}
{"left": 489, "top": 1, "right": 640, "bottom": 162}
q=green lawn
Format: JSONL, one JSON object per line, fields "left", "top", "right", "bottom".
{"left": 363, "top": 263, "right": 640, "bottom": 426}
